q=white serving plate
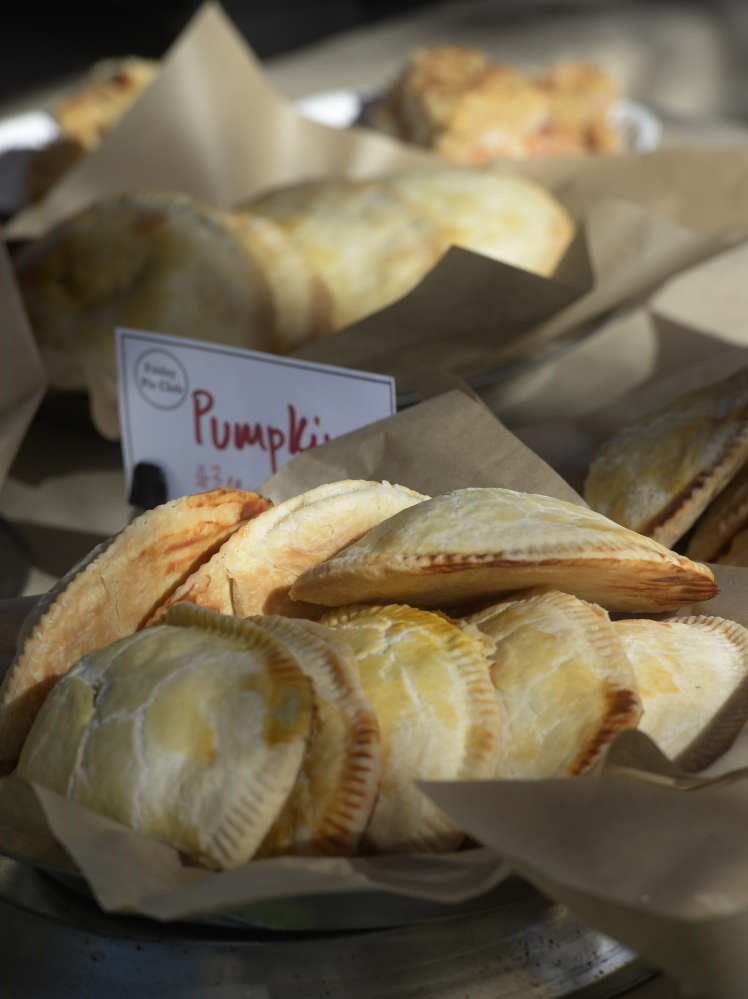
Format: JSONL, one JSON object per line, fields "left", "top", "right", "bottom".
{"left": 296, "top": 86, "right": 662, "bottom": 153}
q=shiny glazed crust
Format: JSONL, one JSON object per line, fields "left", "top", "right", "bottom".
{"left": 250, "top": 617, "right": 381, "bottom": 857}
{"left": 615, "top": 615, "right": 748, "bottom": 771}
{"left": 468, "top": 587, "right": 641, "bottom": 778}
{"left": 0, "top": 488, "right": 272, "bottom": 775}
{"left": 290, "top": 487, "right": 717, "bottom": 613}
{"left": 239, "top": 179, "right": 446, "bottom": 329}
{"left": 17, "top": 608, "right": 314, "bottom": 869}
{"left": 321, "top": 603, "right": 500, "bottom": 854}
{"left": 584, "top": 365, "right": 748, "bottom": 548}
{"left": 151, "top": 480, "right": 427, "bottom": 623}
{"left": 16, "top": 191, "right": 277, "bottom": 388}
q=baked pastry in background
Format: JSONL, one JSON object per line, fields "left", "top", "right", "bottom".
{"left": 25, "top": 57, "right": 159, "bottom": 203}
{"left": 383, "top": 166, "right": 574, "bottom": 277}
{"left": 15, "top": 191, "right": 284, "bottom": 408}
{"left": 238, "top": 178, "right": 447, "bottom": 329}
{"left": 369, "top": 45, "right": 621, "bottom": 164}
{"left": 584, "top": 365, "right": 748, "bottom": 549}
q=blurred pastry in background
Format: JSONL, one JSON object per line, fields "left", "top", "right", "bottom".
{"left": 369, "top": 45, "right": 621, "bottom": 164}
{"left": 52, "top": 56, "right": 159, "bottom": 151}
{"left": 24, "top": 56, "right": 159, "bottom": 203}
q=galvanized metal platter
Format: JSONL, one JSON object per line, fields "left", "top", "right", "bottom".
{"left": 0, "top": 854, "right": 655, "bottom": 999}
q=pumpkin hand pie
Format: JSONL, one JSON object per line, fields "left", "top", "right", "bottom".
{"left": 467, "top": 586, "right": 641, "bottom": 778}
{"left": 321, "top": 603, "right": 500, "bottom": 854}
{"left": 0, "top": 487, "right": 271, "bottom": 776}
{"left": 290, "top": 487, "right": 717, "bottom": 614}
{"left": 16, "top": 605, "right": 314, "bottom": 870}
{"left": 614, "top": 615, "right": 748, "bottom": 772}
{"left": 584, "top": 365, "right": 748, "bottom": 548}
{"left": 151, "top": 479, "right": 427, "bottom": 624}
{"left": 248, "top": 616, "right": 381, "bottom": 858}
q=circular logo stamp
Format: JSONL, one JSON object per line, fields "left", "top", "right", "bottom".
{"left": 134, "top": 349, "right": 189, "bottom": 410}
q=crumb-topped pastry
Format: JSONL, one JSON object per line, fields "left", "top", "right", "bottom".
{"left": 369, "top": 46, "right": 621, "bottom": 164}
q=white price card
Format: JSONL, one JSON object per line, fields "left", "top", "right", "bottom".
{"left": 117, "top": 328, "right": 396, "bottom": 501}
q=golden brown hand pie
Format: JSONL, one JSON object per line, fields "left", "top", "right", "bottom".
{"left": 52, "top": 56, "right": 160, "bottom": 150}
{"left": 686, "top": 462, "right": 748, "bottom": 564}
{"left": 16, "top": 191, "right": 277, "bottom": 398}
{"left": 467, "top": 587, "right": 641, "bottom": 778}
{"left": 16, "top": 606, "right": 314, "bottom": 870}
{"left": 0, "top": 487, "right": 271, "bottom": 775}
{"left": 227, "top": 211, "right": 334, "bottom": 353}
{"left": 237, "top": 179, "right": 446, "bottom": 329}
{"left": 384, "top": 167, "right": 574, "bottom": 277}
{"left": 614, "top": 615, "right": 748, "bottom": 771}
{"left": 249, "top": 616, "right": 380, "bottom": 857}
{"left": 320, "top": 604, "right": 500, "bottom": 854}
{"left": 584, "top": 365, "right": 748, "bottom": 548}
{"left": 290, "top": 487, "right": 717, "bottom": 614}
{"left": 151, "top": 479, "right": 427, "bottom": 623}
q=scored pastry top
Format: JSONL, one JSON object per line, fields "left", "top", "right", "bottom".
{"left": 584, "top": 365, "right": 748, "bottom": 549}
{"left": 290, "top": 487, "right": 717, "bottom": 613}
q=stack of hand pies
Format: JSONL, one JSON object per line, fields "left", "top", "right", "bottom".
{"left": 15, "top": 169, "right": 574, "bottom": 406}
{"left": 3, "top": 479, "right": 745, "bottom": 871}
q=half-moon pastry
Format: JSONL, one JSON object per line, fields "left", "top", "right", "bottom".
{"left": 16, "top": 191, "right": 277, "bottom": 396}
{"left": 584, "top": 365, "right": 748, "bottom": 548}
{"left": 686, "top": 462, "right": 748, "bottom": 564}
{"left": 238, "top": 179, "right": 446, "bottom": 329}
{"left": 16, "top": 605, "right": 314, "bottom": 870}
{"left": 0, "top": 487, "right": 271, "bottom": 775}
{"left": 290, "top": 487, "right": 717, "bottom": 614}
{"left": 151, "top": 479, "right": 427, "bottom": 623}
{"left": 250, "top": 616, "right": 380, "bottom": 857}
{"left": 614, "top": 615, "right": 748, "bottom": 771}
{"left": 384, "top": 167, "right": 574, "bottom": 277}
{"left": 228, "top": 211, "right": 334, "bottom": 353}
{"left": 467, "top": 587, "right": 641, "bottom": 778}
{"left": 320, "top": 603, "right": 500, "bottom": 854}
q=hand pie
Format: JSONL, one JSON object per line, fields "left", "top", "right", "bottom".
{"left": 0, "top": 487, "right": 271, "bottom": 775}
{"left": 584, "top": 365, "right": 748, "bottom": 548}
{"left": 686, "top": 462, "right": 748, "bottom": 565}
{"left": 16, "top": 605, "right": 314, "bottom": 870}
{"left": 290, "top": 487, "right": 717, "bottom": 614}
{"left": 467, "top": 587, "right": 641, "bottom": 778}
{"left": 320, "top": 604, "right": 501, "bottom": 854}
{"left": 384, "top": 167, "right": 574, "bottom": 277}
{"left": 237, "top": 179, "right": 446, "bottom": 329}
{"left": 15, "top": 191, "right": 278, "bottom": 401}
{"left": 614, "top": 615, "right": 748, "bottom": 771}
{"left": 249, "top": 616, "right": 380, "bottom": 857}
{"left": 151, "top": 480, "right": 427, "bottom": 623}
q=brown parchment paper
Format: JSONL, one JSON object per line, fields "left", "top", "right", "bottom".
{"left": 0, "top": 241, "right": 46, "bottom": 489}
